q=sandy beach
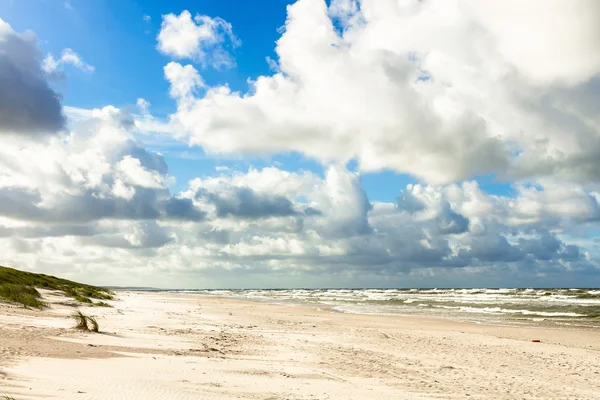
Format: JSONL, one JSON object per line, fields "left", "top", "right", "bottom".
{"left": 1, "top": 291, "right": 599, "bottom": 399}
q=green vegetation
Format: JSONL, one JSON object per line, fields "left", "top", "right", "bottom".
{"left": 94, "top": 301, "right": 111, "bottom": 307}
{"left": 74, "top": 295, "right": 93, "bottom": 304}
{"left": 0, "top": 265, "right": 114, "bottom": 308}
{"left": 72, "top": 309, "right": 89, "bottom": 330}
{"left": 71, "top": 309, "right": 99, "bottom": 332}
{"left": 0, "top": 283, "right": 45, "bottom": 309}
{"left": 65, "top": 286, "right": 113, "bottom": 301}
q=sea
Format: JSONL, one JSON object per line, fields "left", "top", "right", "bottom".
{"left": 159, "top": 288, "right": 600, "bottom": 329}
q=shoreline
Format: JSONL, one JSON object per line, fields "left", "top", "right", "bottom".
{"left": 2, "top": 290, "right": 600, "bottom": 399}
{"left": 155, "top": 290, "right": 600, "bottom": 332}
{"left": 201, "top": 294, "right": 600, "bottom": 347}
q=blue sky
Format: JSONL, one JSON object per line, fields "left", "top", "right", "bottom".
{"left": 1, "top": 0, "right": 293, "bottom": 111}
{"left": 0, "top": 0, "right": 599, "bottom": 288}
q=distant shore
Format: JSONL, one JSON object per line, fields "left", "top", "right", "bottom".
{"left": 2, "top": 290, "right": 600, "bottom": 399}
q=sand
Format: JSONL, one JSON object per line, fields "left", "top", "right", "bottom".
{"left": 1, "top": 290, "right": 599, "bottom": 399}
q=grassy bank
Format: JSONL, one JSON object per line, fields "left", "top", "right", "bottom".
{"left": 0, "top": 266, "right": 114, "bottom": 308}
{"left": 0, "top": 283, "right": 44, "bottom": 308}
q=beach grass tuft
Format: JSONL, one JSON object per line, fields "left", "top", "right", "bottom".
{"left": 3, "top": 394, "right": 16, "bottom": 400}
{"left": 88, "top": 315, "right": 99, "bottom": 332}
{"left": 71, "top": 309, "right": 100, "bottom": 332}
{"left": 72, "top": 310, "right": 89, "bottom": 330}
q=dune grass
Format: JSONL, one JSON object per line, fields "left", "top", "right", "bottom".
{"left": 71, "top": 309, "right": 100, "bottom": 332}
{"left": 3, "top": 395, "right": 16, "bottom": 400}
{"left": 0, "top": 283, "right": 45, "bottom": 309}
{"left": 72, "top": 310, "right": 89, "bottom": 330}
{"left": 0, "top": 265, "right": 114, "bottom": 307}
{"left": 74, "top": 295, "right": 93, "bottom": 304}
{"left": 88, "top": 315, "right": 99, "bottom": 332}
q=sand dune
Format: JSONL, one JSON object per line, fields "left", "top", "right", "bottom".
{"left": 1, "top": 291, "right": 599, "bottom": 399}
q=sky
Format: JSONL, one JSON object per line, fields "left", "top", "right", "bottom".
{"left": 1, "top": 0, "right": 600, "bottom": 288}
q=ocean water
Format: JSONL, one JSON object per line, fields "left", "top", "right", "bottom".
{"left": 168, "top": 288, "right": 600, "bottom": 329}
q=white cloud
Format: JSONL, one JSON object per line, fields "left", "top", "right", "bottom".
{"left": 164, "top": 61, "right": 204, "bottom": 99}
{"left": 136, "top": 98, "right": 150, "bottom": 114}
{"left": 0, "top": 105, "right": 202, "bottom": 224}
{"left": 464, "top": 0, "right": 600, "bottom": 86}
{"left": 116, "top": 155, "right": 167, "bottom": 189}
{"left": 143, "top": 15, "right": 151, "bottom": 23}
{"left": 157, "top": 10, "right": 240, "bottom": 69}
{"left": 1, "top": 7, "right": 600, "bottom": 288}
{"left": 1, "top": 118, "right": 598, "bottom": 286}
{"left": 42, "top": 48, "right": 94, "bottom": 74}
{"left": 165, "top": 0, "right": 600, "bottom": 185}
{"left": 112, "top": 179, "right": 136, "bottom": 200}
{"left": 307, "top": 165, "right": 372, "bottom": 238}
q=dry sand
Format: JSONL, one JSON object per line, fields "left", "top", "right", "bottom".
{"left": 1, "top": 290, "right": 600, "bottom": 399}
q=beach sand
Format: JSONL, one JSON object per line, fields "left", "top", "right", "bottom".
{"left": 1, "top": 290, "right": 599, "bottom": 399}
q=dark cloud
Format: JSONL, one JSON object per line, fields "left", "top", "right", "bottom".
{"left": 457, "top": 230, "right": 584, "bottom": 266}
{"left": 0, "top": 224, "right": 98, "bottom": 238}
{"left": 436, "top": 203, "right": 470, "bottom": 235}
{"left": 518, "top": 231, "right": 582, "bottom": 262}
{"left": 0, "top": 186, "right": 204, "bottom": 223}
{"left": 81, "top": 221, "right": 173, "bottom": 249}
{"left": 0, "top": 20, "right": 65, "bottom": 134}
{"left": 517, "top": 231, "right": 561, "bottom": 261}
{"left": 196, "top": 186, "right": 299, "bottom": 219}
{"left": 396, "top": 192, "right": 470, "bottom": 235}
{"left": 164, "top": 197, "right": 205, "bottom": 221}
{"left": 303, "top": 207, "right": 322, "bottom": 216}
{"left": 461, "top": 233, "right": 524, "bottom": 263}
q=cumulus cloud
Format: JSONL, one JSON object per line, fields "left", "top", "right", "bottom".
{"left": 308, "top": 166, "right": 373, "bottom": 238}
{"left": 464, "top": 0, "right": 600, "bottom": 86}
{"left": 164, "top": 61, "right": 204, "bottom": 98}
{"left": 196, "top": 186, "right": 300, "bottom": 219}
{"left": 2, "top": 94, "right": 596, "bottom": 285}
{"left": 116, "top": 155, "right": 167, "bottom": 189}
{"left": 164, "top": 0, "right": 600, "bottom": 184}
{"left": 42, "top": 48, "right": 95, "bottom": 75}
{"left": 1, "top": 130, "right": 598, "bottom": 286}
{"left": 0, "top": 18, "right": 65, "bottom": 134}
{"left": 2, "top": 8, "right": 600, "bottom": 288}
{"left": 157, "top": 10, "right": 240, "bottom": 68}
{"left": 0, "top": 105, "right": 204, "bottom": 224}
